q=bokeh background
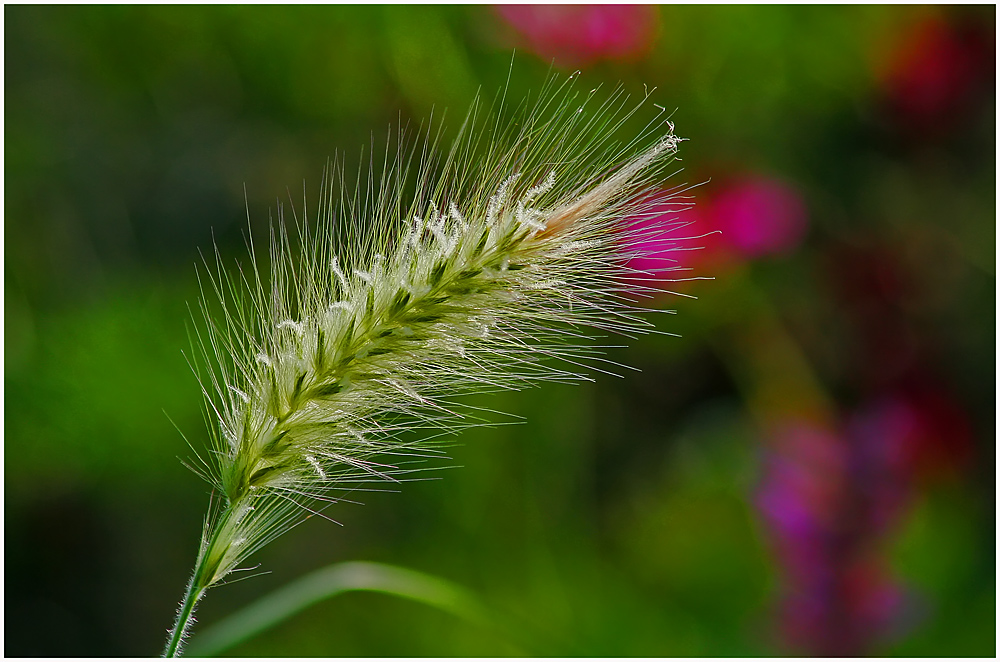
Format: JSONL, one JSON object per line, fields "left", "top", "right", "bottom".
{"left": 5, "top": 5, "right": 995, "bottom": 656}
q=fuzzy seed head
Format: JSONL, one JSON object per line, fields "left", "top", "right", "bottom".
{"left": 186, "top": 78, "right": 696, "bottom": 588}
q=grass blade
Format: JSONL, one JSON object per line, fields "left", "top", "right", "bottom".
{"left": 186, "top": 561, "right": 507, "bottom": 656}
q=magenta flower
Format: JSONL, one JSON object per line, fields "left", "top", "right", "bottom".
{"left": 880, "top": 15, "right": 993, "bottom": 131}
{"left": 616, "top": 175, "right": 808, "bottom": 296}
{"left": 495, "top": 5, "right": 658, "bottom": 67}
{"left": 757, "top": 413, "right": 916, "bottom": 655}
{"left": 623, "top": 195, "right": 710, "bottom": 280}
{"left": 614, "top": 189, "right": 728, "bottom": 301}
{"left": 712, "top": 176, "right": 808, "bottom": 259}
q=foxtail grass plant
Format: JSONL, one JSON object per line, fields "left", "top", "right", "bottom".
{"left": 163, "top": 77, "right": 696, "bottom": 656}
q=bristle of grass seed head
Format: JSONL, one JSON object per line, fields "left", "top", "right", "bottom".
{"left": 185, "top": 77, "right": 694, "bottom": 589}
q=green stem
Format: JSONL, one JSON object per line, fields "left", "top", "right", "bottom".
{"left": 163, "top": 501, "right": 230, "bottom": 657}
{"left": 163, "top": 572, "right": 206, "bottom": 657}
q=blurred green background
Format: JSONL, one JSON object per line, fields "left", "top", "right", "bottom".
{"left": 5, "top": 5, "right": 995, "bottom": 656}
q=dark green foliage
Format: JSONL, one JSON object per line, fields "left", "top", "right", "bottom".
{"left": 310, "top": 382, "right": 345, "bottom": 398}
{"left": 313, "top": 329, "right": 327, "bottom": 372}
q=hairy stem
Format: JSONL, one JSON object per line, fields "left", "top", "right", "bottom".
{"left": 163, "top": 510, "right": 233, "bottom": 657}
{"left": 163, "top": 570, "right": 205, "bottom": 657}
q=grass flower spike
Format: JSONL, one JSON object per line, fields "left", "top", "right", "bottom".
{"left": 164, "top": 79, "right": 690, "bottom": 656}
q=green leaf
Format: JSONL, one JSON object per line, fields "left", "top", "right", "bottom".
{"left": 186, "top": 561, "right": 506, "bottom": 656}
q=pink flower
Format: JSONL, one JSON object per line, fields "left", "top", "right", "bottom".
{"left": 495, "top": 5, "right": 658, "bottom": 67}
{"left": 878, "top": 15, "right": 994, "bottom": 131}
{"left": 617, "top": 175, "right": 808, "bottom": 298}
{"left": 850, "top": 387, "right": 973, "bottom": 484}
{"left": 624, "top": 196, "right": 708, "bottom": 272}
{"left": 712, "top": 176, "right": 808, "bottom": 259}
{"left": 618, "top": 192, "right": 719, "bottom": 299}
{"left": 757, "top": 413, "right": 917, "bottom": 655}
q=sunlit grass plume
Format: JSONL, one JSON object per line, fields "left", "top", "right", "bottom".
{"left": 164, "top": 76, "right": 692, "bottom": 656}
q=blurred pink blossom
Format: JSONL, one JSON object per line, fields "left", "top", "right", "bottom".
{"left": 624, "top": 196, "right": 709, "bottom": 276}
{"left": 757, "top": 412, "right": 917, "bottom": 655}
{"left": 880, "top": 15, "right": 993, "bottom": 130}
{"left": 712, "top": 176, "right": 808, "bottom": 259}
{"left": 618, "top": 175, "right": 809, "bottom": 297}
{"left": 851, "top": 386, "right": 973, "bottom": 484}
{"left": 495, "top": 5, "right": 658, "bottom": 67}
{"left": 617, "top": 192, "right": 723, "bottom": 300}
{"left": 759, "top": 383, "right": 972, "bottom": 653}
